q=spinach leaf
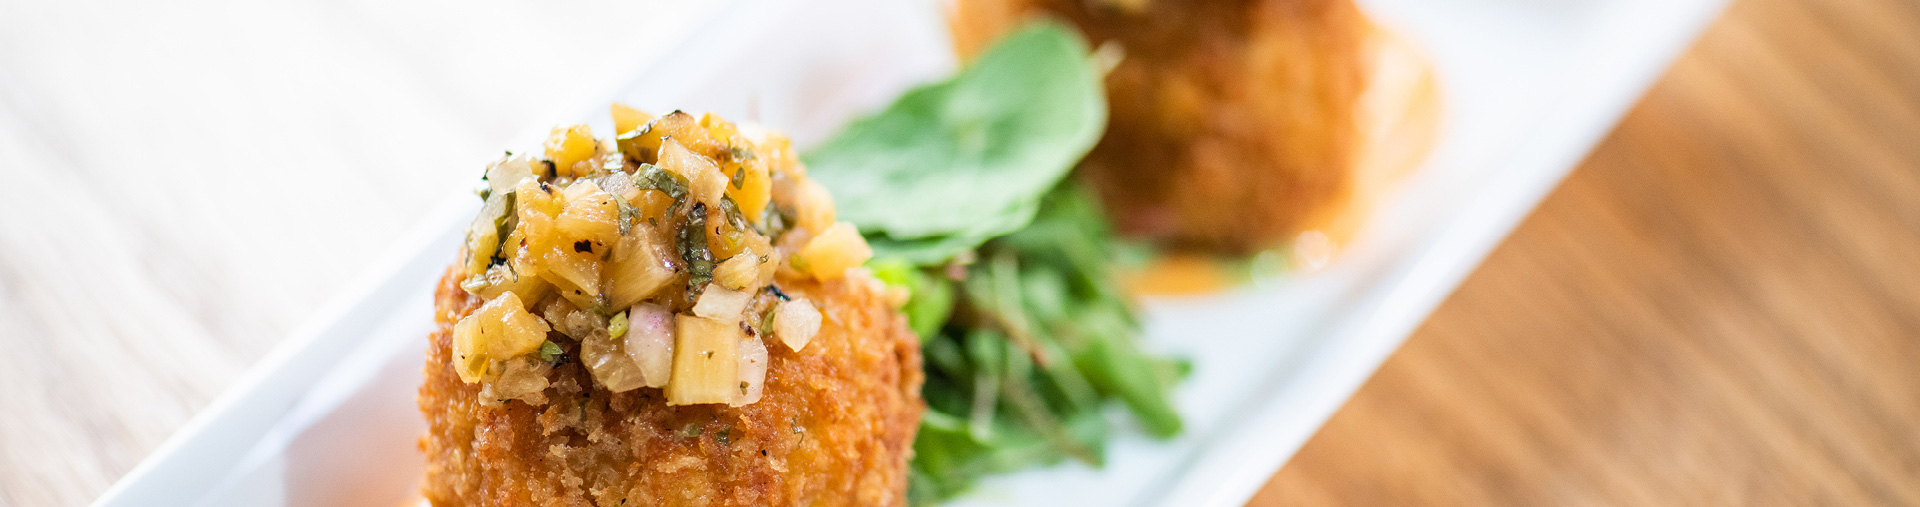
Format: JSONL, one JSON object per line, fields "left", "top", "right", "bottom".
{"left": 805, "top": 20, "right": 1105, "bottom": 262}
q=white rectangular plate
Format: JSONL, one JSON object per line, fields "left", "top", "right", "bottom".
{"left": 94, "top": 0, "right": 1729, "bottom": 505}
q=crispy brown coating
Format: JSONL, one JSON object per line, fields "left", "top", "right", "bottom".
{"left": 419, "top": 266, "right": 924, "bottom": 506}
{"left": 953, "top": 0, "right": 1385, "bottom": 253}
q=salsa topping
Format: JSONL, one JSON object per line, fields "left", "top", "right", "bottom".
{"left": 451, "top": 106, "right": 867, "bottom": 407}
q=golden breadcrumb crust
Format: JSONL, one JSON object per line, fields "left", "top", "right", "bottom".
{"left": 419, "top": 266, "right": 924, "bottom": 506}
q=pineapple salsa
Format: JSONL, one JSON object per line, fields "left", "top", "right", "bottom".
{"left": 451, "top": 105, "right": 877, "bottom": 407}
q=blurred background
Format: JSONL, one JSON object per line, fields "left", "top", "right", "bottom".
{"left": 0, "top": 2, "right": 682, "bottom": 504}
{"left": 1252, "top": 0, "right": 1920, "bottom": 504}
{"left": 2, "top": 0, "right": 1918, "bottom": 506}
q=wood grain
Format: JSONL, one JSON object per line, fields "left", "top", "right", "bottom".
{"left": 2, "top": 0, "right": 1914, "bottom": 505}
{"left": 0, "top": 2, "right": 684, "bottom": 506}
{"left": 1249, "top": 0, "right": 1920, "bottom": 504}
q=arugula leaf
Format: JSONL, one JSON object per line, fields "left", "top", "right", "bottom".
{"left": 905, "top": 184, "right": 1185, "bottom": 505}
{"left": 869, "top": 258, "right": 957, "bottom": 340}
{"left": 801, "top": 20, "right": 1186, "bottom": 504}
{"left": 865, "top": 233, "right": 992, "bottom": 266}
{"left": 805, "top": 21, "right": 1105, "bottom": 262}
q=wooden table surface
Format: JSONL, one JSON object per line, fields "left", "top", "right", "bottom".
{"left": 1252, "top": 0, "right": 1920, "bottom": 504}
{"left": 0, "top": 2, "right": 685, "bottom": 505}
{"left": 2, "top": 0, "right": 1916, "bottom": 506}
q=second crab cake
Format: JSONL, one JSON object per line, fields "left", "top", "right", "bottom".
{"left": 951, "top": 0, "right": 1438, "bottom": 256}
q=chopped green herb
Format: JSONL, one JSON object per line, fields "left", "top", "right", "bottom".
{"left": 615, "top": 124, "right": 652, "bottom": 164}
{"left": 537, "top": 340, "right": 563, "bottom": 363}
{"left": 679, "top": 202, "right": 714, "bottom": 296}
{"left": 608, "top": 311, "right": 630, "bottom": 339}
{"left": 616, "top": 196, "right": 638, "bottom": 236}
{"left": 633, "top": 163, "right": 689, "bottom": 201}
{"left": 716, "top": 196, "right": 749, "bottom": 231}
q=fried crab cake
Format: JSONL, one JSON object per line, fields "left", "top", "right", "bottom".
{"left": 419, "top": 107, "right": 923, "bottom": 506}
{"left": 952, "top": 0, "right": 1438, "bottom": 255}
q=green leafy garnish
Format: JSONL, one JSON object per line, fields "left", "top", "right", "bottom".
{"left": 808, "top": 21, "right": 1183, "bottom": 505}
{"left": 869, "top": 258, "right": 957, "bottom": 340}
{"left": 806, "top": 20, "right": 1107, "bottom": 263}
{"left": 903, "top": 186, "right": 1182, "bottom": 503}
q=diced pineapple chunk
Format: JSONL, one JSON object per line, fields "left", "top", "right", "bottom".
{"left": 699, "top": 112, "right": 736, "bottom": 136}
{"left": 730, "top": 158, "right": 773, "bottom": 223}
{"left": 604, "top": 229, "right": 676, "bottom": 310}
{"left": 794, "top": 178, "right": 836, "bottom": 235}
{"left": 617, "top": 110, "right": 704, "bottom": 164}
{"left": 449, "top": 292, "right": 551, "bottom": 383}
{"left": 462, "top": 232, "right": 498, "bottom": 279}
{"left": 754, "top": 257, "right": 777, "bottom": 288}
{"left": 757, "top": 131, "right": 802, "bottom": 177}
{"left": 631, "top": 189, "right": 676, "bottom": 224}
{"left": 707, "top": 213, "right": 748, "bottom": 260}
{"left": 610, "top": 103, "right": 654, "bottom": 137}
{"left": 465, "top": 261, "right": 551, "bottom": 309}
{"left": 516, "top": 179, "right": 611, "bottom": 311}
{"left": 717, "top": 133, "right": 772, "bottom": 222}
{"left": 711, "top": 254, "right": 761, "bottom": 292}
{"left": 656, "top": 111, "right": 714, "bottom": 153}
{"left": 691, "top": 283, "right": 751, "bottom": 321}
{"left": 540, "top": 247, "right": 602, "bottom": 312}
{"left": 450, "top": 321, "right": 488, "bottom": 384}
{"left": 581, "top": 325, "right": 647, "bottom": 393}
{"left": 556, "top": 181, "right": 620, "bottom": 249}
{"left": 481, "top": 293, "right": 551, "bottom": 357}
{"left": 666, "top": 315, "right": 741, "bottom": 405}
{"left": 537, "top": 298, "right": 594, "bottom": 339}
{"left": 513, "top": 179, "right": 563, "bottom": 252}
{"left": 794, "top": 222, "right": 872, "bottom": 280}
{"left": 543, "top": 124, "right": 598, "bottom": 178}
{"left": 484, "top": 155, "right": 537, "bottom": 196}
{"left": 462, "top": 189, "right": 513, "bottom": 277}
{"left": 661, "top": 139, "right": 727, "bottom": 207}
